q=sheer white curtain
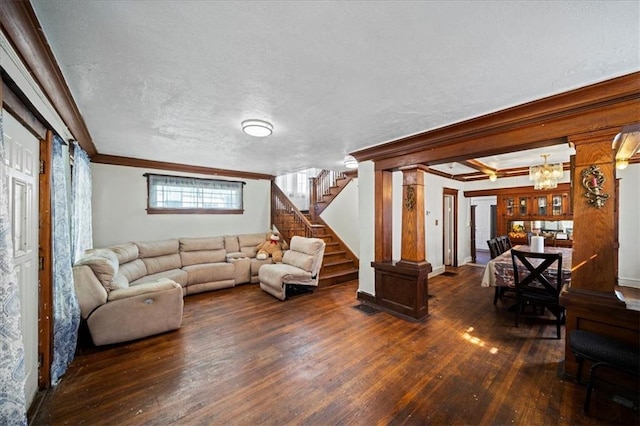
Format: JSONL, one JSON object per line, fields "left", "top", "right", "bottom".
{"left": 71, "top": 142, "right": 92, "bottom": 263}
{"left": 0, "top": 111, "right": 27, "bottom": 424}
{"left": 148, "top": 174, "right": 243, "bottom": 209}
{"left": 275, "top": 168, "right": 320, "bottom": 210}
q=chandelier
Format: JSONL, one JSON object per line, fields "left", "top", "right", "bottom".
{"left": 529, "top": 154, "right": 563, "bottom": 190}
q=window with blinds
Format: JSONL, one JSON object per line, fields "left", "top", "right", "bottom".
{"left": 145, "top": 173, "right": 244, "bottom": 214}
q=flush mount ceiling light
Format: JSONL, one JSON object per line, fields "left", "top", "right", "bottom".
{"left": 529, "top": 154, "right": 564, "bottom": 190}
{"left": 344, "top": 155, "right": 358, "bottom": 169}
{"left": 241, "top": 119, "right": 273, "bottom": 137}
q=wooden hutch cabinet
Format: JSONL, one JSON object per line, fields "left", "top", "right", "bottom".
{"left": 496, "top": 183, "right": 573, "bottom": 247}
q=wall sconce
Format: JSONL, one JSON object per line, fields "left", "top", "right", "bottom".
{"left": 613, "top": 124, "right": 640, "bottom": 170}
{"left": 615, "top": 159, "right": 629, "bottom": 170}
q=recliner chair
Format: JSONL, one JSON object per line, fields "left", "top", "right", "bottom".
{"left": 259, "top": 236, "right": 326, "bottom": 300}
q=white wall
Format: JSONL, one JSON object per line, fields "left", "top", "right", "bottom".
{"left": 91, "top": 163, "right": 271, "bottom": 247}
{"left": 617, "top": 163, "right": 640, "bottom": 288}
{"left": 320, "top": 178, "right": 359, "bottom": 254}
{"left": 357, "top": 161, "right": 375, "bottom": 296}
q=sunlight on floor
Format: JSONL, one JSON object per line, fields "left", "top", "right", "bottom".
{"left": 462, "top": 326, "right": 499, "bottom": 354}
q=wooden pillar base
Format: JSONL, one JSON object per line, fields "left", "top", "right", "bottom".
{"left": 370, "top": 260, "right": 432, "bottom": 321}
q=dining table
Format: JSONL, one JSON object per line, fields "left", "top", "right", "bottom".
{"left": 481, "top": 244, "right": 573, "bottom": 288}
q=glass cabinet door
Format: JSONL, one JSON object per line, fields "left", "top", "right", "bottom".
{"left": 537, "top": 196, "right": 548, "bottom": 216}
{"left": 552, "top": 194, "right": 563, "bottom": 215}
{"left": 505, "top": 197, "right": 515, "bottom": 217}
{"left": 518, "top": 197, "right": 528, "bottom": 216}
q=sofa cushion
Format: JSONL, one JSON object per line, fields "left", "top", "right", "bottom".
{"left": 290, "top": 235, "right": 325, "bottom": 255}
{"left": 107, "top": 278, "right": 179, "bottom": 302}
{"left": 181, "top": 249, "right": 226, "bottom": 266}
{"left": 285, "top": 236, "right": 326, "bottom": 275}
{"left": 136, "top": 239, "right": 179, "bottom": 258}
{"left": 142, "top": 253, "right": 182, "bottom": 275}
{"left": 179, "top": 236, "right": 224, "bottom": 252}
{"left": 109, "top": 243, "right": 139, "bottom": 264}
{"left": 238, "top": 233, "right": 267, "bottom": 258}
{"left": 75, "top": 249, "right": 119, "bottom": 290}
{"left": 131, "top": 268, "right": 188, "bottom": 287}
{"left": 182, "top": 263, "right": 235, "bottom": 285}
{"left": 282, "top": 250, "right": 314, "bottom": 272}
{"left": 111, "top": 271, "right": 129, "bottom": 290}
{"left": 119, "top": 259, "right": 147, "bottom": 283}
{"left": 259, "top": 263, "right": 313, "bottom": 284}
{"left": 224, "top": 235, "right": 239, "bottom": 253}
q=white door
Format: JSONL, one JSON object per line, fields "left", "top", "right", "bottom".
{"left": 473, "top": 197, "right": 496, "bottom": 251}
{"left": 443, "top": 194, "right": 454, "bottom": 266}
{"left": 3, "top": 111, "right": 39, "bottom": 406}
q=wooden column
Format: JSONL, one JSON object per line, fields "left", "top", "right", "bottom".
{"left": 370, "top": 166, "right": 431, "bottom": 321}
{"left": 560, "top": 128, "right": 639, "bottom": 378}
{"left": 397, "top": 166, "right": 426, "bottom": 266}
{"left": 374, "top": 169, "right": 393, "bottom": 263}
{"left": 568, "top": 129, "right": 619, "bottom": 295}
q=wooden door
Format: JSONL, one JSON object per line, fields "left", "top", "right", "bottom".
{"left": 470, "top": 205, "right": 476, "bottom": 263}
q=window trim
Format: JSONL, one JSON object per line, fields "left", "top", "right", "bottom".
{"left": 145, "top": 173, "right": 245, "bottom": 214}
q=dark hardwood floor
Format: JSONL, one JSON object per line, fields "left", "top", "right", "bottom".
{"left": 30, "top": 265, "right": 638, "bottom": 425}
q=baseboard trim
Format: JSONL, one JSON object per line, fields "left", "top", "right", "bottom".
{"left": 618, "top": 277, "right": 640, "bottom": 289}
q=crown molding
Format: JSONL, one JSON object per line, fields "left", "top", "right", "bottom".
{"left": 92, "top": 154, "right": 274, "bottom": 181}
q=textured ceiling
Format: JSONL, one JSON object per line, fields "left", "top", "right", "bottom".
{"left": 31, "top": 1, "right": 640, "bottom": 176}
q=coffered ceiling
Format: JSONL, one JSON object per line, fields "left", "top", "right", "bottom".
{"left": 29, "top": 1, "right": 640, "bottom": 176}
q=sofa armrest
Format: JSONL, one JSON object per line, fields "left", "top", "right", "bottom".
{"left": 227, "top": 257, "right": 251, "bottom": 285}
{"left": 88, "top": 284, "right": 184, "bottom": 346}
{"left": 73, "top": 265, "right": 108, "bottom": 319}
{"left": 226, "top": 252, "right": 248, "bottom": 260}
{"left": 107, "top": 278, "right": 181, "bottom": 302}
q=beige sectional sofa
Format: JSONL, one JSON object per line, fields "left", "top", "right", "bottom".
{"left": 73, "top": 232, "right": 274, "bottom": 345}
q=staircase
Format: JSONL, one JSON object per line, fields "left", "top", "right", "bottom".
{"left": 309, "top": 169, "right": 355, "bottom": 221}
{"left": 272, "top": 181, "right": 359, "bottom": 287}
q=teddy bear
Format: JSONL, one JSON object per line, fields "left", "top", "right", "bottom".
{"left": 255, "top": 232, "right": 288, "bottom": 263}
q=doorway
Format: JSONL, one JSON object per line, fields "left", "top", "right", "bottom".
{"left": 470, "top": 196, "right": 496, "bottom": 265}
{"left": 443, "top": 188, "right": 458, "bottom": 267}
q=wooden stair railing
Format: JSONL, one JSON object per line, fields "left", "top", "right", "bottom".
{"left": 309, "top": 169, "right": 354, "bottom": 220}
{"left": 272, "top": 180, "right": 359, "bottom": 287}
{"left": 271, "top": 181, "right": 325, "bottom": 241}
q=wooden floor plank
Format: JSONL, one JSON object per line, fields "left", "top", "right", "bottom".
{"left": 29, "top": 265, "right": 638, "bottom": 425}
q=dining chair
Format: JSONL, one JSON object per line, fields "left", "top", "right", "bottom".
{"left": 487, "top": 238, "right": 501, "bottom": 259}
{"left": 510, "top": 248, "right": 565, "bottom": 339}
{"left": 488, "top": 238, "right": 511, "bottom": 305}
{"left": 501, "top": 235, "right": 513, "bottom": 250}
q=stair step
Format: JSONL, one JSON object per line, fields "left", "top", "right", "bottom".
{"left": 321, "top": 259, "right": 357, "bottom": 274}
{"left": 319, "top": 268, "right": 359, "bottom": 287}
{"left": 323, "top": 259, "right": 354, "bottom": 268}
{"left": 323, "top": 250, "right": 346, "bottom": 258}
